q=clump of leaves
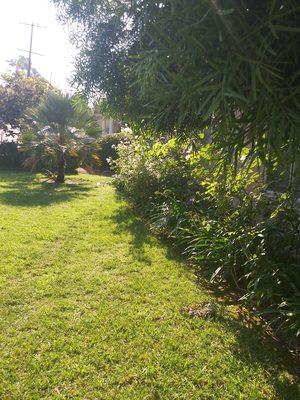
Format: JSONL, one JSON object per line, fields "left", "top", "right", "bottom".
{"left": 181, "top": 301, "right": 217, "bottom": 319}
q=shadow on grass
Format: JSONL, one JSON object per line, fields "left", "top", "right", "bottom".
{"left": 110, "top": 205, "right": 154, "bottom": 264}
{"left": 111, "top": 203, "right": 300, "bottom": 399}
{"left": 0, "top": 172, "right": 91, "bottom": 207}
{"left": 111, "top": 202, "right": 197, "bottom": 271}
{"left": 215, "top": 313, "right": 300, "bottom": 399}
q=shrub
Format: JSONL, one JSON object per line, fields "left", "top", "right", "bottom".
{"left": 98, "top": 130, "right": 132, "bottom": 170}
{"left": 181, "top": 182, "right": 300, "bottom": 342}
{"left": 113, "top": 136, "right": 196, "bottom": 208}
{"left": 113, "top": 136, "right": 300, "bottom": 343}
{"left": 0, "top": 142, "right": 24, "bottom": 169}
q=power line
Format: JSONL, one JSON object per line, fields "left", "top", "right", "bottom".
{"left": 18, "top": 22, "right": 45, "bottom": 77}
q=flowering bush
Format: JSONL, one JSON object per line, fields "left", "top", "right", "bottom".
{"left": 98, "top": 130, "right": 132, "bottom": 170}
{"left": 113, "top": 137, "right": 194, "bottom": 210}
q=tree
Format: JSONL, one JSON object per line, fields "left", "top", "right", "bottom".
{"left": 22, "top": 92, "right": 100, "bottom": 183}
{"left": 8, "top": 55, "right": 40, "bottom": 77}
{"left": 0, "top": 70, "right": 51, "bottom": 134}
{"left": 52, "top": 0, "right": 300, "bottom": 169}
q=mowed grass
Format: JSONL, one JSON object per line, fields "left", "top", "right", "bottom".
{"left": 0, "top": 171, "right": 298, "bottom": 400}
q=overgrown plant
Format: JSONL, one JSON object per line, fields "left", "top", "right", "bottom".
{"left": 113, "top": 136, "right": 300, "bottom": 343}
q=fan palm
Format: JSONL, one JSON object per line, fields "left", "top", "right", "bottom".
{"left": 23, "top": 92, "right": 99, "bottom": 183}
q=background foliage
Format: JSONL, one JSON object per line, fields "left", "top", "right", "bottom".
{"left": 97, "top": 131, "right": 132, "bottom": 170}
{"left": 0, "top": 142, "right": 23, "bottom": 169}
{"left": 0, "top": 71, "right": 52, "bottom": 132}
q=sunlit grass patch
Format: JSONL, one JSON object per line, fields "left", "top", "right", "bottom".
{"left": 0, "top": 171, "right": 298, "bottom": 399}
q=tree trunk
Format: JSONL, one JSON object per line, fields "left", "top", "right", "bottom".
{"left": 56, "top": 150, "right": 66, "bottom": 183}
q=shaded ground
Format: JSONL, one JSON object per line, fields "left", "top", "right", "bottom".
{"left": 0, "top": 171, "right": 299, "bottom": 399}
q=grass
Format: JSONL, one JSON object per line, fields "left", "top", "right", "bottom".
{"left": 0, "top": 171, "right": 299, "bottom": 399}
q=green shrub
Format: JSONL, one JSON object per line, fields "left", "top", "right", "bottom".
{"left": 0, "top": 142, "right": 24, "bottom": 169}
{"left": 113, "top": 136, "right": 300, "bottom": 343}
{"left": 98, "top": 131, "right": 132, "bottom": 170}
{"left": 113, "top": 136, "right": 196, "bottom": 208}
{"left": 181, "top": 182, "right": 300, "bottom": 342}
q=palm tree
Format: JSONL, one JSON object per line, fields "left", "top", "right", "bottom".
{"left": 22, "top": 92, "right": 100, "bottom": 183}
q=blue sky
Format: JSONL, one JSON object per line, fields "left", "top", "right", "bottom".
{"left": 0, "top": 0, "right": 76, "bottom": 91}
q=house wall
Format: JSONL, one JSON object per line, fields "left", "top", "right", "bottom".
{"left": 97, "top": 115, "right": 121, "bottom": 135}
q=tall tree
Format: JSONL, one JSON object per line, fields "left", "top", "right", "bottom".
{"left": 53, "top": 0, "right": 300, "bottom": 167}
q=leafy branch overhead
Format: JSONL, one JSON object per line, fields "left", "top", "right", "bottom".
{"left": 52, "top": 0, "right": 300, "bottom": 165}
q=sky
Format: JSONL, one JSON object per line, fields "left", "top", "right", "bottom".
{"left": 0, "top": 0, "right": 76, "bottom": 91}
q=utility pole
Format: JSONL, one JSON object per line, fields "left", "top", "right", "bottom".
{"left": 18, "top": 22, "right": 44, "bottom": 77}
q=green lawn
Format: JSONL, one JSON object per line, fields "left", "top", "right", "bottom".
{"left": 0, "top": 171, "right": 298, "bottom": 399}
